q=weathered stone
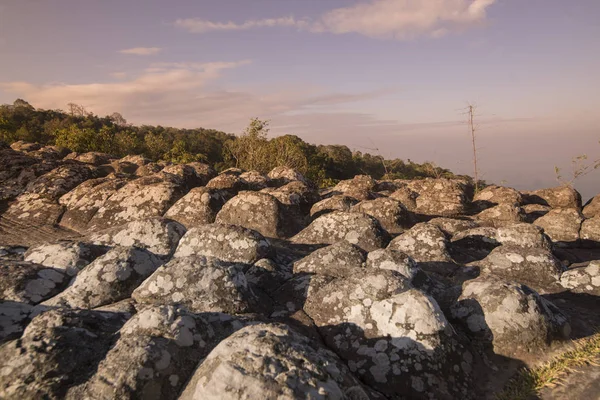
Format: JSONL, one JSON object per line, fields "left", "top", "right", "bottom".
{"left": 0, "top": 301, "right": 34, "bottom": 343}
{"left": 239, "top": 170, "right": 270, "bottom": 190}
{"left": 43, "top": 247, "right": 162, "bottom": 309}
{"left": 245, "top": 258, "right": 293, "bottom": 294}
{"left": 450, "top": 227, "right": 500, "bottom": 264}
{"left": 474, "top": 204, "right": 525, "bottom": 228}
{"left": 24, "top": 241, "right": 108, "bottom": 276}
{"left": 174, "top": 224, "right": 272, "bottom": 264}
{"left": 583, "top": 195, "right": 600, "bottom": 218}
{"left": 351, "top": 197, "right": 412, "bottom": 234}
{"left": 451, "top": 276, "right": 570, "bottom": 360}
{"left": 179, "top": 323, "right": 369, "bottom": 400}
{"left": 474, "top": 245, "right": 565, "bottom": 293}
{"left": 310, "top": 195, "right": 359, "bottom": 219}
{"left": 87, "top": 174, "right": 185, "bottom": 230}
{"left": 560, "top": 261, "right": 600, "bottom": 295}
{"left": 292, "top": 211, "right": 390, "bottom": 252}
{"left": 334, "top": 175, "right": 376, "bottom": 194}
{"left": 69, "top": 152, "right": 116, "bottom": 166}
{"left": 473, "top": 185, "right": 522, "bottom": 209}
{"left": 215, "top": 191, "right": 288, "bottom": 238}
{"left": 163, "top": 187, "right": 227, "bottom": 228}
{"left": 303, "top": 270, "right": 473, "bottom": 399}
{"left": 366, "top": 248, "right": 418, "bottom": 280}
{"left": 534, "top": 208, "right": 584, "bottom": 245}
{"left": 407, "top": 178, "right": 470, "bottom": 217}
{"left": 132, "top": 256, "right": 265, "bottom": 314}
{"left": 580, "top": 217, "right": 600, "bottom": 247}
{"left": 0, "top": 147, "right": 59, "bottom": 201}
{"left": 205, "top": 173, "right": 248, "bottom": 200}
{"left": 293, "top": 240, "right": 366, "bottom": 277}
{"left": 0, "top": 308, "right": 127, "bottom": 399}
{"left": 0, "top": 261, "right": 67, "bottom": 304}
{"left": 388, "top": 186, "right": 419, "bottom": 211}
{"left": 267, "top": 166, "right": 307, "bottom": 186}
{"left": 90, "top": 217, "right": 186, "bottom": 257}
{"left": 429, "top": 217, "right": 479, "bottom": 236}
{"left": 496, "top": 223, "right": 552, "bottom": 249}
{"left": 522, "top": 204, "right": 552, "bottom": 223}
{"left": 523, "top": 186, "right": 582, "bottom": 210}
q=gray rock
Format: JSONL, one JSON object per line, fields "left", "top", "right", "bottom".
{"left": 366, "top": 248, "right": 418, "bottom": 280}
{"left": 0, "top": 261, "right": 67, "bottom": 304}
{"left": 473, "top": 185, "right": 522, "bottom": 209}
{"left": 205, "top": 173, "right": 248, "bottom": 200}
{"left": 580, "top": 217, "right": 600, "bottom": 247}
{"left": 522, "top": 204, "right": 552, "bottom": 223}
{"left": 496, "top": 223, "right": 552, "bottom": 249}
{"left": 428, "top": 217, "right": 479, "bottom": 236}
{"left": 0, "top": 301, "right": 34, "bottom": 343}
{"left": 267, "top": 166, "right": 307, "bottom": 186}
{"left": 179, "top": 323, "right": 370, "bottom": 400}
{"left": 164, "top": 187, "right": 227, "bottom": 228}
{"left": 534, "top": 208, "right": 584, "bottom": 245}
{"left": 245, "top": 258, "right": 293, "bottom": 294}
{"left": 451, "top": 276, "right": 570, "bottom": 360}
{"left": 583, "top": 195, "right": 600, "bottom": 218}
{"left": 560, "top": 261, "right": 600, "bottom": 295}
{"left": 239, "top": 170, "right": 270, "bottom": 190}
{"left": 523, "top": 186, "right": 582, "bottom": 210}
{"left": 474, "top": 204, "right": 525, "bottom": 227}
{"left": 351, "top": 197, "right": 412, "bottom": 234}
{"left": 389, "top": 186, "right": 419, "bottom": 211}
{"left": 132, "top": 256, "right": 264, "bottom": 314}
{"left": 293, "top": 240, "right": 366, "bottom": 277}
{"left": 174, "top": 224, "right": 272, "bottom": 264}
{"left": 42, "top": 247, "right": 162, "bottom": 309}
{"left": 450, "top": 227, "right": 500, "bottom": 263}
{"left": 407, "top": 178, "right": 470, "bottom": 217}
{"left": 24, "top": 241, "right": 108, "bottom": 276}
{"left": 310, "top": 195, "right": 359, "bottom": 219}
{"left": 292, "top": 211, "right": 390, "bottom": 252}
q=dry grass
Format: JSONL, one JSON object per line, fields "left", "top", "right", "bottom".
{"left": 496, "top": 332, "right": 600, "bottom": 400}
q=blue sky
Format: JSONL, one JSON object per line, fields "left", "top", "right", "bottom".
{"left": 0, "top": 0, "right": 599, "bottom": 198}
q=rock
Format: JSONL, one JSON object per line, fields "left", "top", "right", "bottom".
{"left": 351, "top": 197, "right": 412, "bottom": 234}
{"left": 0, "top": 308, "right": 127, "bottom": 399}
{"left": 496, "top": 223, "right": 552, "bottom": 249}
{"left": 160, "top": 164, "right": 207, "bottom": 190}
{"left": 163, "top": 187, "right": 227, "bottom": 228}
{"left": 10, "top": 141, "right": 42, "bottom": 152}
{"left": 239, "top": 170, "right": 270, "bottom": 190}
{"left": 0, "top": 245, "right": 26, "bottom": 261}
{"left": 174, "top": 224, "right": 272, "bottom": 264}
{"left": 474, "top": 204, "right": 525, "bottom": 227}
{"left": 293, "top": 240, "right": 366, "bottom": 277}
{"left": 0, "top": 261, "right": 68, "bottom": 304}
{"left": 449, "top": 227, "right": 500, "bottom": 264}
{"left": 388, "top": 223, "right": 458, "bottom": 276}
{"left": 87, "top": 174, "right": 186, "bottom": 231}
{"left": 389, "top": 186, "right": 419, "bottom": 211}
{"left": 245, "top": 258, "right": 293, "bottom": 294}
{"left": 69, "top": 152, "right": 116, "bottom": 166}
{"left": 292, "top": 211, "right": 390, "bottom": 252}
{"left": 366, "top": 248, "right": 418, "bottom": 280}
{"left": 270, "top": 274, "right": 317, "bottom": 315}
{"left": 205, "top": 173, "right": 248, "bottom": 200}
{"left": 42, "top": 247, "right": 162, "bottom": 309}
{"left": 81, "top": 306, "right": 248, "bottom": 400}
{"left": 132, "top": 256, "right": 265, "bottom": 314}
{"left": 90, "top": 217, "right": 186, "bottom": 257}
{"left": 267, "top": 166, "right": 307, "bottom": 186}
{"left": 134, "top": 162, "right": 164, "bottom": 176}
{"left": 428, "top": 217, "right": 479, "bottom": 237}
{"left": 473, "top": 185, "right": 522, "bottom": 209}
{"left": 474, "top": 245, "right": 565, "bottom": 293}
{"left": 583, "top": 195, "right": 600, "bottom": 218}
{"left": 0, "top": 301, "right": 34, "bottom": 343}
{"left": 559, "top": 261, "right": 600, "bottom": 295}
{"left": 303, "top": 271, "right": 473, "bottom": 399}
{"left": 0, "top": 147, "right": 59, "bottom": 201}
{"left": 179, "top": 323, "right": 369, "bottom": 400}
{"left": 522, "top": 204, "right": 552, "bottom": 223}
{"left": 534, "top": 208, "right": 584, "bottom": 245}
{"left": 334, "top": 175, "right": 376, "bottom": 194}
{"left": 407, "top": 178, "right": 470, "bottom": 217}
{"left": 309, "top": 195, "right": 359, "bottom": 219}
{"left": 451, "top": 276, "right": 570, "bottom": 360}
{"left": 523, "top": 186, "right": 582, "bottom": 210}
{"left": 580, "top": 217, "right": 600, "bottom": 247}
{"left": 23, "top": 241, "right": 108, "bottom": 276}
{"left": 215, "top": 191, "right": 288, "bottom": 238}
{"left": 58, "top": 176, "right": 130, "bottom": 232}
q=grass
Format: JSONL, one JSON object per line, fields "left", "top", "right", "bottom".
{"left": 496, "top": 331, "right": 600, "bottom": 400}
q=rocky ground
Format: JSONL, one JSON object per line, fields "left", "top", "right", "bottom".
{"left": 1, "top": 140, "right": 599, "bottom": 400}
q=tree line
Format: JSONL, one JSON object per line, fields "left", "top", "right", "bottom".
{"left": 0, "top": 99, "right": 468, "bottom": 186}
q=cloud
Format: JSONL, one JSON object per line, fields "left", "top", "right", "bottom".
{"left": 110, "top": 72, "right": 127, "bottom": 79}
{"left": 175, "top": 0, "right": 497, "bottom": 40}
{"left": 119, "top": 47, "right": 162, "bottom": 56}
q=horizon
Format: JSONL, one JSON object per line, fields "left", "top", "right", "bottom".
{"left": 1, "top": 0, "right": 598, "bottom": 199}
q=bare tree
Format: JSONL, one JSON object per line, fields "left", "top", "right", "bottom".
{"left": 467, "top": 103, "right": 480, "bottom": 192}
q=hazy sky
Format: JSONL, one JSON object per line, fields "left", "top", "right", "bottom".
{"left": 0, "top": 0, "right": 599, "bottom": 199}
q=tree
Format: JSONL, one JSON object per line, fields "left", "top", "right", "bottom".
{"left": 224, "top": 118, "right": 272, "bottom": 172}
{"left": 467, "top": 103, "right": 480, "bottom": 192}
{"left": 109, "top": 112, "right": 128, "bottom": 126}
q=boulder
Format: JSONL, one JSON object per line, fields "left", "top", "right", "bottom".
{"left": 0, "top": 308, "right": 127, "bottom": 399}
{"left": 0, "top": 301, "right": 34, "bottom": 343}
{"left": 303, "top": 270, "right": 473, "bottom": 399}
{"left": 449, "top": 227, "right": 500, "bottom": 264}
{"left": 160, "top": 164, "right": 210, "bottom": 190}
{"left": 239, "top": 170, "right": 270, "bottom": 190}
{"left": 451, "top": 276, "right": 570, "bottom": 360}
{"left": 309, "top": 195, "right": 359, "bottom": 219}
{"left": 351, "top": 197, "right": 412, "bottom": 234}
{"left": 81, "top": 306, "right": 249, "bottom": 400}
{"left": 90, "top": 217, "right": 186, "bottom": 257}
{"left": 334, "top": 175, "right": 376, "bottom": 194}
{"left": 69, "top": 152, "right": 116, "bottom": 165}
{"left": 0, "top": 261, "right": 67, "bottom": 304}
{"left": 58, "top": 176, "right": 130, "bottom": 232}
{"left": 215, "top": 191, "right": 288, "bottom": 238}
{"left": 534, "top": 208, "right": 584, "bottom": 245}
{"left": 87, "top": 174, "right": 186, "bottom": 231}
{"left": 496, "top": 223, "right": 552, "bottom": 250}
{"left": 428, "top": 217, "right": 479, "bottom": 237}
{"left": 523, "top": 186, "right": 582, "bottom": 210}
{"left": 174, "top": 224, "right": 272, "bottom": 264}
{"left": 132, "top": 256, "right": 264, "bottom": 314}
{"left": 389, "top": 186, "right": 419, "bottom": 211}
{"left": 559, "top": 261, "right": 600, "bottom": 295}
{"left": 42, "top": 247, "right": 162, "bottom": 309}
{"left": 580, "top": 217, "right": 600, "bottom": 247}
{"left": 164, "top": 187, "right": 227, "bottom": 228}
{"left": 474, "top": 245, "right": 565, "bottom": 293}
{"left": 267, "top": 166, "right": 307, "bottom": 186}
{"left": 474, "top": 204, "right": 525, "bottom": 228}
{"left": 583, "top": 195, "right": 600, "bottom": 218}
{"left": 205, "top": 173, "right": 248, "bottom": 200}
{"left": 366, "top": 248, "right": 418, "bottom": 280}
{"left": 292, "top": 211, "right": 390, "bottom": 252}
{"left": 293, "top": 240, "right": 366, "bottom": 277}
{"left": 522, "top": 204, "right": 552, "bottom": 223}
{"left": 473, "top": 185, "right": 522, "bottom": 209}
{"left": 0, "top": 148, "right": 59, "bottom": 201}
{"left": 245, "top": 258, "right": 293, "bottom": 294}
{"left": 407, "top": 178, "right": 469, "bottom": 217}
{"left": 179, "top": 323, "right": 370, "bottom": 400}
{"left": 23, "top": 241, "right": 108, "bottom": 276}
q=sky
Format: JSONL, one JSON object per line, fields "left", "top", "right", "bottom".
{"left": 0, "top": 0, "right": 599, "bottom": 199}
